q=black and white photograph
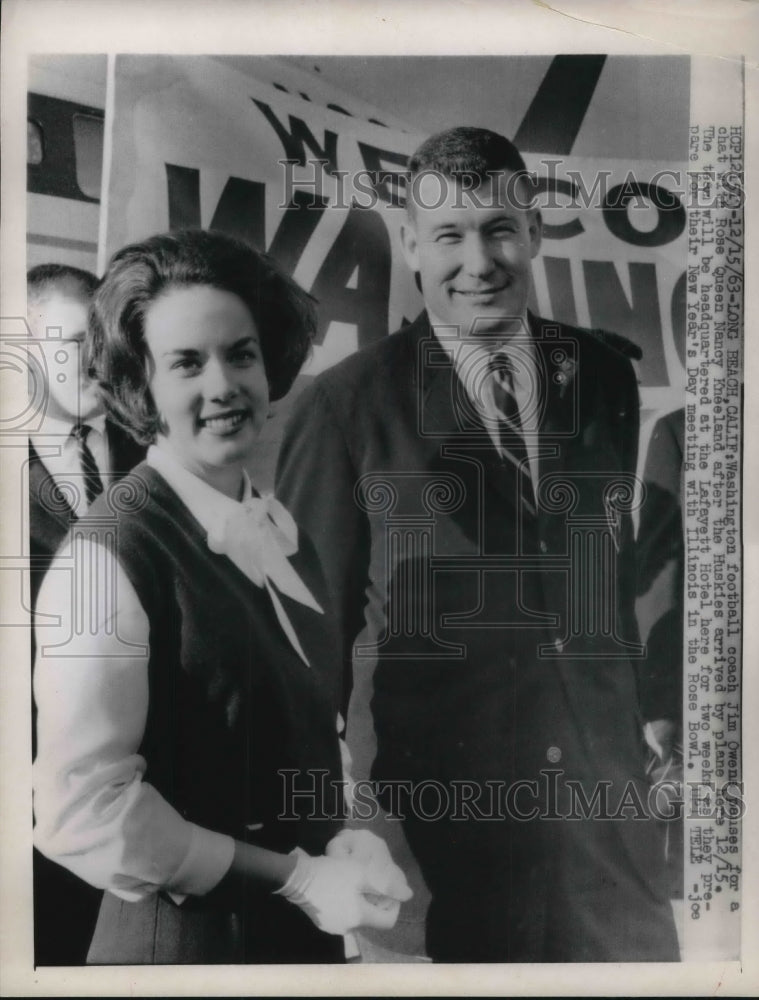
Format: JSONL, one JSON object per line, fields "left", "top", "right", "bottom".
{"left": 1, "top": 0, "right": 756, "bottom": 995}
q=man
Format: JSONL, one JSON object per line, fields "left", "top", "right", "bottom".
{"left": 277, "top": 128, "right": 679, "bottom": 961}
{"left": 27, "top": 264, "right": 144, "bottom": 965}
{"left": 27, "top": 265, "right": 145, "bottom": 605}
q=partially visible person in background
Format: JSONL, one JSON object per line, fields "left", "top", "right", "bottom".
{"left": 27, "top": 264, "right": 144, "bottom": 966}
{"left": 27, "top": 265, "right": 145, "bottom": 603}
{"left": 636, "top": 407, "right": 685, "bottom": 897}
{"left": 32, "top": 231, "right": 410, "bottom": 965}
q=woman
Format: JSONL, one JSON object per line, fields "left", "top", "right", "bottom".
{"left": 32, "top": 230, "right": 410, "bottom": 964}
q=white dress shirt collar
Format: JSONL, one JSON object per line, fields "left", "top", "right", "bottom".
{"left": 146, "top": 443, "right": 252, "bottom": 535}
{"left": 34, "top": 411, "right": 106, "bottom": 439}
{"left": 427, "top": 309, "right": 536, "bottom": 385}
{"left": 30, "top": 411, "right": 108, "bottom": 463}
{"left": 428, "top": 311, "right": 540, "bottom": 485}
{"left": 30, "top": 412, "right": 109, "bottom": 518}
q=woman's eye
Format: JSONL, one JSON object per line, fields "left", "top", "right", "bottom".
{"left": 171, "top": 357, "right": 200, "bottom": 373}
{"left": 435, "top": 232, "right": 460, "bottom": 244}
{"left": 231, "top": 349, "right": 258, "bottom": 365}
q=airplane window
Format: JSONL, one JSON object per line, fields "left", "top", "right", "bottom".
{"left": 72, "top": 113, "right": 104, "bottom": 200}
{"left": 27, "top": 120, "right": 44, "bottom": 165}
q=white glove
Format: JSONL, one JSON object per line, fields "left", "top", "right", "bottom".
{"left": 274, "top": 845, "right": 410, "bottom": 936}
{"left": 325, "top": 828, "right": 412, "bottom": 903}
{"left": 645, "top": 718, "right": 678, "bottom": 763}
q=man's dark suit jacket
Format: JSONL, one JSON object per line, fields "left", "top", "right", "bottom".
{"left": 635, "top": 407, "right": 685, "bottom": 724}
{"left": 277, "top": 312, "right": 679, "bottom": 962}
{"left": 635, "top": 407, "right": 686, "bottom": 900}
{"left": 28, "top": 423, "right": 145, "bottom": 605}
{"left": 29, "top": 420, "right": 144, "bottom": 967}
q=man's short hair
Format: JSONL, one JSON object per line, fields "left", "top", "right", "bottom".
{"left": 27, "top": 263, "right": 99, "bottom": 305}
{"left": 406, "top": 126, "right": 532, "bottom": 214}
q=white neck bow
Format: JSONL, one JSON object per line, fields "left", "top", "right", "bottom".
{"left": 207, "top": 494, "right": 323, "bottom": 666}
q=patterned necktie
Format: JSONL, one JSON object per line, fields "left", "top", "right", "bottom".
{"left": 72, "top": 423, "right": 104, "bottom": 506}
{"left": 489, "top": 353, "right": 535, "bottom": 508}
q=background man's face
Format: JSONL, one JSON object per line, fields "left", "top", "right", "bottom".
{"left": 29, "top": 292, "right": 102, "bottom": 423}
{"left": 401, "top": 171, "right": 542, "bottom": 340}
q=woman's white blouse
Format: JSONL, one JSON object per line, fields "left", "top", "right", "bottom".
{"left": 32, "top": 445, "right": 333, "bottom": 903}
{"left": 33, "top": 537, "right": 235, "bottom": 902}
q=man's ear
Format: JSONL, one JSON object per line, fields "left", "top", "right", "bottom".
{"left": 400, "top": 220, "right": 420, "bottom": 272}
{"left": 528, "top": 209, "right": 543, "bottom": 259}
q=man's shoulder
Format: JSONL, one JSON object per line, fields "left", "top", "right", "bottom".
{"left": 28, "top": 439, "right": 52, "bottom": 505}
{"left": 27, "top": 440, "right": 59, "bottom": 503}
{"left": 28, "top": 438, "right": 44, "bottom": 469}
{"left": 650, "top": 406, "right": 685, "bottom": 453}
{"left": 303, "top": 317, "right": 426, "bottom": 410}
{"left": 326, "top": 318, "right": 422, "bottom": 380}
{"left": 27, "top": 441, "right": 71, "bottom": 562}
{"left": 532, "top": 314, "right": 641, "bottom": 369}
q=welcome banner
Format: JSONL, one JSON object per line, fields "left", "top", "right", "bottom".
{"left": 102, "top": 54, "right": 688, "bottom": 481}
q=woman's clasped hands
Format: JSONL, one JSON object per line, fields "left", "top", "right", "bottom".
{"left": 276, "top": 829, "right": 412, "bottom": 935}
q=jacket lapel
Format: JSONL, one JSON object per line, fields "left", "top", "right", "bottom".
{"left": 28, "top": 441, "right": 76, "bottom": 527}
{"left": 28, "top": 442, "right": 77, "bottom": 599}
{"left": 531, "top": 314, "right": 579, "bottom": 447}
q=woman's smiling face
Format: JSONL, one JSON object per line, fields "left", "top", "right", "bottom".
{"left": 144, "top": 284, "right": 269, "bottom": 495}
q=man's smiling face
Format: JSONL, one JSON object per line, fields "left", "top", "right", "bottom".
{"left": 401, "top": 170, "right": 542, "bottom": 341}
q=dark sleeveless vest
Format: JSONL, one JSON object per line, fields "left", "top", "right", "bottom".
{"left": 82, "top": 464, "right": 345, "bottom": 963}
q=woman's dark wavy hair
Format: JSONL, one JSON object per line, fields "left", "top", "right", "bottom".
{"left": 87, "top": 229, "right": 317, "bottom": 444}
